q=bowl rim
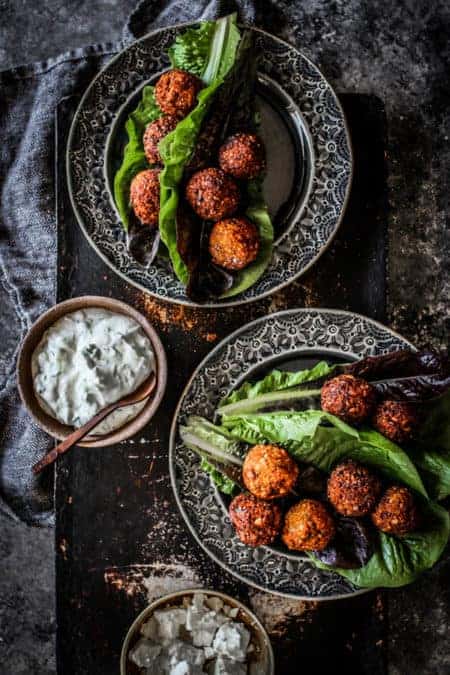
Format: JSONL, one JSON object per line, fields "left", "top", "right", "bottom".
{"left": 119, "top": 587, "right": 275, "bottom": 675}
{"left": 16, "top": 295, "right": 167, "bottom": 448}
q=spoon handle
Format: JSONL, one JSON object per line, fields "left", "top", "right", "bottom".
{"left": 32, "top": 402, "right": 119, "bottom": 474}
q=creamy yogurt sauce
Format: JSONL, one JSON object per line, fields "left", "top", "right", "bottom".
{"left": 32, "top": 308, "right": 155, "bottom": 435}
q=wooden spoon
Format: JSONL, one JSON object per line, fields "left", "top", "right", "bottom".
{"left": 32, "top": 373, "right": 157, "bottom": 474}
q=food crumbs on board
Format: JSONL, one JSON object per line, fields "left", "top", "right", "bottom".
{"left": 141, "top": 294, "right": 219, "bottom": 341}
{"left": 59, "top": 538, "right": 68, "bottom": 560}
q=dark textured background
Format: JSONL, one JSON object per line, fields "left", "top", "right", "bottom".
{"left": 1, "top": 1, "right": 449, "bottom": 673}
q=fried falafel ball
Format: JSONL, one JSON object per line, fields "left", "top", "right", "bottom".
{"left": 129, "top": 169, "right": 160, "bottom": 226}
{"left": 218, "top": 132, "right": 266, "bottom": 180}
{"left": 282, "top": 499, "right": 335, "bottom": 551}
{"left": 209, "top": 217, "right": 260, "bottom": 271}
{"left": 143, "top": 115, "right": 178, "bottom": 165}
{"left": 185, "top": 168, "right": 240, "bottom": 221}
{"left": 321, "top": 374, "right": 376, "bottom": 425}
{"left": 372, "top": 485, "right": 420, "bottom": 535}
{"left": 372, "top": 400, "right": 420, "bottom": 444}
{"left": 243, "top": 444, "right": 299, "bottom": 500}
{"left": 229, "top": 493, "right": 282, "bottom": 547}
{"left": 155, "top": 69, "right": 203, "bottom": 118}
{"left": 327, "top": 460, "right": 382, "bottom": 517}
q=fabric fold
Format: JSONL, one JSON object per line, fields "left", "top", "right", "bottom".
{"left": 0, "top": 0, "right": 255, "bottom": 525}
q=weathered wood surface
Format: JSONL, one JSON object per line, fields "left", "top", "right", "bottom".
{"left": 56, "top": 93, "right": 389, "bottom": 673}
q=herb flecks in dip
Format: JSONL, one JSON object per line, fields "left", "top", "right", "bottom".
{"left": 32, "top": 308, "right": 155, "bottom": 434}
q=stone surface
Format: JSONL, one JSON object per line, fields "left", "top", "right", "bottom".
{"left": 0, "top": 1, "right": 448, "bottom": 674}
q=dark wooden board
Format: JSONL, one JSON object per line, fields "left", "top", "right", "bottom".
{"left": 56, "top": 92, "right": 388, "bottom": 674}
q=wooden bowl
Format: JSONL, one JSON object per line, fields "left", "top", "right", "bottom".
{"left": 120, "top": 588, "right": 275, "bottom": 675}
{"left": 17, "top": 296, "right": 167, "bottom": 448}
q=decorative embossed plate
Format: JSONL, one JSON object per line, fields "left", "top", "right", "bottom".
{"left": 169, "top": 309, "right": 413, "bottom": 599}
{"left": 67, "top": 24, "right": 353, "bottom": 307}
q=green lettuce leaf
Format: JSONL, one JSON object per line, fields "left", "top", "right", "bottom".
{"left": 113, "top": 86, "right": 161, "bottom": 231}
{"left": 408, "top": 391, "right": 450, "bottom": 500}
{"left": 221, "top": 410, "right": 449, "bottom": 587}
{"left": 310, "top": 500, "right": 449, "bottom": 588}
{"left": 158, "top": 14, "right": 242, "bottom": 282}
{"left": 200, "top": 458, "right": 238, "bottom": 495}
{"left": 168, "top": 21, "right": 215, "bottom": 75}
{"left": 179, "top": 416, "right": 244, "bottom": 495}
{"left": 410, "top": 447, "right": 450, "bottom": 502}
{"left": 219, "top": 361, "right": 335, "bottom": 414}
{"left": 220, "top": 179, "right": 274, "bottom": 298}
{"left": 223, "top": 413, "right": 427, "bottom": 497}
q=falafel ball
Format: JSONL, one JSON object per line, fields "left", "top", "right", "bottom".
{"left": 209, "top": 217, "right": 260, "bottom": 271}
{"left": 372, "top": 485, "right": 420, "bottom": 535}
{"left": 282, "top": 499, "right": 335, "bottom": 551}
{"left": 243, "top": 444, "right": 299, "bottom": 500}
{"left": 229, "top": 493, "right": 282, "bottom": 547}
{"left": 155, "top": 68, "right": 203, "bottom": 118}
{"left": 321, "top": 374, "right": 376, "bottom": 425}
{"left": 143, "top": 115, "right": 178, "bottom": 165}
{"left": 372, "top": 400, "right": 420, "bottom": 444}
{"left": 185, "top": 168, "right": 240, "bottom": 221}
{"left": 218, "top": 133, "right": 266, "bottom": 179}
{"left": 129, "top": 169, "right": 160, "bottom": 226}
{"left": 327, "top": 460, "right": 382, "bottom": 517}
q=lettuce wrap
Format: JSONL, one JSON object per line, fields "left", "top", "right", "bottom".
{"left": 114, "top": 14, "right": 274, "bottom": 300}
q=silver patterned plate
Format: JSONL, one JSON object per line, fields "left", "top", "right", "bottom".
{"left": 169, "top": 309, "right": 414, "bottom": 600}
{"left": 67, "top": 24, "right": 353, "bottom": 307}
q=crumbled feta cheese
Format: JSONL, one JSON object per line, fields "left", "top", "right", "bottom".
{"left": 170, "top": 662, "right": 206, "bottom": 675}
{"left": 212, "top": 656, "right": 247, "bottom": 675}
{"left": 194, "top": 610, "right": 224, "bottom": 647}
{"left": 154, "top": 608, "right": 187, "bottom": 642}
{"left": 167, "top": 640, "right": 206, "bottom": 669}
{"left": 212, "top": 623, "right": 250, "bottom": 662}
{"left": 129, "top": 639, "right": 162, "bottom": 668}
{"left": 205, "top": 597, "right": 224, "bottom": 613}
{"left": 204, "top": 646, "right": 215, "bottom": 660}
{"left": 128, "top": 594, "right": 253, "bottom": 675}
{"left": 140, "top": 616, "right": 159, "bottom": 640}
{"left": 186, "top": 595, "right": 227, "bottom": 647}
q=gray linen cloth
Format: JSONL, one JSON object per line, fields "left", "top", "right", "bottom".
{"left": 0, "top": 0, "right": 256, "bottom": 526}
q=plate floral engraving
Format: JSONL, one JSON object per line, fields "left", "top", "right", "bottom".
{"left": 169, "top": 310, "right": 412, "bottom": 599}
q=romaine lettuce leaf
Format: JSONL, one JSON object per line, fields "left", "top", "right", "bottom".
{"left": 169, "top": 21, "right": 215, "bottom": 76}
{"left": 223, "top": 413, "right": 427, "bottom": 497}
{"left": 220, "top": 179, "right": 274, "bottom": 298}
{"left": 158, "top": 14, "right": 242, "bottom": 283}
{"left": 408, "top": 390, "right": 450, "bottom": 499}
{"left": 311, "top": 500, "right": 449, "bottom": 588}
{"left": 219, "top": 361, "right": 335, "bottom": 415}
{"left": 113, "top": 86, "right": 161, "bottom": 230}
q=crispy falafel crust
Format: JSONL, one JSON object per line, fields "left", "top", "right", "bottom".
{"left": 219, "top": 133, "right": 266, "bottom": 179}
{"left": 372, "top": 485, "right": 420, "bottom": 535}
{"left": 321, "top": 374, "right": 376, "bottom": 425}
{"left": 209, "top": 217, "right": 260, "bottom": 271}
{"left": 185, "top": 168, "right": 240, "bottom": 221}
{"left": 155, "top": 68, "right": 203, "bottom": 118}
{"left": 129, "top": 169, "right": 160, "bottom": 226}
{"left": 327, "top": 460, "right": 382, "bottom": 517}
{"left": 372, "top": 400, "right": 420, "bottom": 443}
{"left": 282, "top": 499, "right": 335, "bottom": 551}
{"left": 243, "top": 444, "right": 299, "bottom": 500}
{"left": 229, "top": 493, "right": 282, "bottom": 547}
{"left": 143, "top": 115, "right": 179, "bottom": 165}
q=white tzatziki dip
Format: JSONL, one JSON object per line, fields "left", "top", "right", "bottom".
{"left": 32, "top": 308, "right": 155, "bottom": 435}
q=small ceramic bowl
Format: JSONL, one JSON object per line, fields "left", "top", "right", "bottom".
{"left": 120, "top": 588, "right": 275, "bottom": 675}
{"left": 17, "top": 295, "right": 167, "bottom": 448}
